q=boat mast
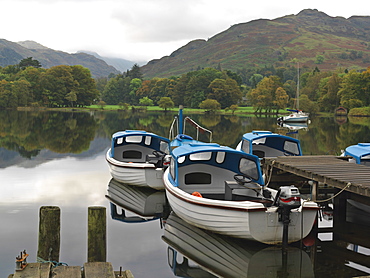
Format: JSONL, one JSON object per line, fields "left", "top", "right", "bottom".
{"left": 296, "top": 62, "right": 299, "bottom": 111}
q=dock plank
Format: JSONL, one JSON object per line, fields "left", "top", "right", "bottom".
{"left": 12, "top": 263, "right": 51, "bottom": 278}
{"left": 52, "top": 265, "right": 82, "bottom": 278}
{"left": 84, "top": 262, "right": 115, "bottom": 278}
{"left": 264, "top": 155, "right": 370, "bottom": 197}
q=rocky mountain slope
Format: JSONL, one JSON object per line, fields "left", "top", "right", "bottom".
{"left": 141, "top": 9, "right": 370, "bottom": 78}
{"left": 0, "top": 40, "right": 120, "bottom": 77}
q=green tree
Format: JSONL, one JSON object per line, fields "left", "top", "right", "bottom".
{"left": 315, "top": 55, "right": 325, "bottom": 64}
{"left": 18, "top": 57, "right": 42, "bottom": 69}
{"left": 207, "top": 78, "right": 242, "bottom": 109}
{"left": 338, "top": 69, "right": 370, "bottom": 108}
{"left": 129, "top": 78, "right": 142, "bottom": 104}
{"left": 199, "top": 99, "right": 221, "bottom": 113}
{"left": 139, "top": 96, "right": 154, "bottom": 106}
{"left": 126, "top": 64, "right": 143, "bottom": 79}
{"left": 158, "top": 97, "right": 174, "bottom": 111}
{"left": 71, "top": 65, "right": 99, "bottom": 106}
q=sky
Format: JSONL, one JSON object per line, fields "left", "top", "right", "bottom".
{"left": 1, "top": 0, "right": 370, "bottom": 63}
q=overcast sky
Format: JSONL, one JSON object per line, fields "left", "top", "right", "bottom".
{"left": 1, "top": 0, "right": 369, "bottom": 63}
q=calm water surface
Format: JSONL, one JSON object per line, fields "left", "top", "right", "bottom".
{"left": 0, "top": 110, "right": 369, "bottom": 277}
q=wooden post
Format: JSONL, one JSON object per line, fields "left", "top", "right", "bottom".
{"left": 88, "top": 206, "right": 106, "bottom": 262}
{"left": 37, "top": 206, "right": 60, "bottom": 262}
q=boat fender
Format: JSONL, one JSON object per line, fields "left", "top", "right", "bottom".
{"left": 192, "top": 191, "right": 203, "bottom": 198}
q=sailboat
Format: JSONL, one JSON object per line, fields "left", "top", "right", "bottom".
{"left": 278, "top": 63, "right": 309, "bottom": 123}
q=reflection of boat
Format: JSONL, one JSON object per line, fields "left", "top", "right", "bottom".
{"left": 106, "top": 130, "right": 170, "bottom": 189}
{"left": 236, "top": 130, "right": 302, "bottom": 159}
{"left": 163, "top": 140, "right": 318, "bottom": 244}
{"left": 277, "top": 121, "right": 309, "bottom": 131}
{"left": 106, "top": 178, "right": 168, "bottom": 222}
{"left": 343, "top": 143, "right": 370, "bottom": 166}
{"left": 163, "top": 212, "right": 314, "bottom": 278}
{"left": 277, "top": 109, "right": 309, "bottom": 122}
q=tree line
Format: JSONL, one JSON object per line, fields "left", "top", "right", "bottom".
{"left": 1, "top": 57, "right": 370, "bottom": 113}
{"left": 0, "top": 58, "right": 98, "bottom": 108}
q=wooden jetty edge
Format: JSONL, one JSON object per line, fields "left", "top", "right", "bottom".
{"left": 8, "top": 206, "right": 134, "bottom": 278}
{"left": 263, "top": 155, "right": 370, "bottom": 199}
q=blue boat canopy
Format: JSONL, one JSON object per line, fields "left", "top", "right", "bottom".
{"left": 241, "top": 130, "right": 302, "bottom": 156}
{"left": 112, "top": 130, "right": 170, "bottom": 143}
{"left": 344, "top": 143, "right": 370, "bottom": 164}
{"left": 171, "top": 142, "right": 264, "bottom": 185}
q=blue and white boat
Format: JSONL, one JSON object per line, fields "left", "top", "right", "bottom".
{"left": 236, "top": 130, "right": 302, "bottom": 159}
{"left": 163, "top": 140, "right": 318, "bottom": 244}
{"left": 106, "top": 130, "right": 170, "bottom": 189}
{"left": 343, "top": 143, "right": 370, "bottom": 166}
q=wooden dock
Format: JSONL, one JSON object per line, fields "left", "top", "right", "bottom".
{"left": 8, "top": 262, "right": 134, "bottom": 278}
{"left": 7, "top": 206, "right": 134, "bottom": 278}
{"left": 263, "top": 155, "right": 370, "bottom": 198}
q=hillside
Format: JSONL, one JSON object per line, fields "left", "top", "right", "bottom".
{"left": 0, "top": 40, "right": 120, "bottom": 77}
{"left": 141, "top": 9, "right": 370, "bottom": 78}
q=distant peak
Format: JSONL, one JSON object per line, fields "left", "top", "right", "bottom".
{"left": 17, "top": 40, "right": 49, "bottom": 50}
{"left": 297, "top": 9, "right": 328, "bottom": 17}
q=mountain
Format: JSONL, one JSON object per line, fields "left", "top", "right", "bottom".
{"left": 0, "top": 39, "right": 120, "bottom": 77}
{"left": 141, "top": 9, "right": 370, "bottom": 78}
{"left": 77, "top": 50, "right": 138, "bottom": 73}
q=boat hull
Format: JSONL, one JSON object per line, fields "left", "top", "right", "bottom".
{"left": 164, "top": 170, "right": 318, "bottom": 244}
{"left": 106, "top": 149, "right": 165, "bottom": 189}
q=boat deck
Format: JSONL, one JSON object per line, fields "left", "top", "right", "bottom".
{"left": 263, "top": 155, "right": 370, "bottom": 198}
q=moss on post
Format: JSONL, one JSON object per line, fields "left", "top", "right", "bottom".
{"left": 88, "top": 206, "right": 106, "bottom": 262}
{"left": 37, "top": 206, "right": 61, "bottom": 262}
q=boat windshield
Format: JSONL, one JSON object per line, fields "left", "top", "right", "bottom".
{"left": 239, "top": 158, "right": 259, "bottom": 181}
{"left": 283, "top": 141, "right": 300, "bottom": 155}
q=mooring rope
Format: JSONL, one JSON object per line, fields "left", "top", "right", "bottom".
{"left": 37, "top": 257, "right": 68, "bottom": 267}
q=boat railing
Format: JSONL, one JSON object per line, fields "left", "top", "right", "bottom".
{"left": 169, "top": 116, "right": 213, "bottom": 142}
{"left": 169, "top": 116, "right": 179, "bottom": 141}
{"left": 184, "top": 117, "right": 213, "bottom": 142}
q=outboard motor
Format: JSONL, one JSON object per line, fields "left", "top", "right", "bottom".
{"left": 275, "top": 185, "right": 302, "bottom": 247}
{"left": 276, "top": 185, "right": 301, "bottom": 210}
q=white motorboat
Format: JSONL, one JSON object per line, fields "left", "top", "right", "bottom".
{"left": 106, "top": 130, "right": 170, "bottom": 189}
{"left": 163, "top": 141, "right": 318, "bottom": 244}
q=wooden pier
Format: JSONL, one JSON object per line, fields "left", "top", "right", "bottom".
{"left": 8, "top": 206, "right": 134, "bottom": 278}
{"left": 8, "top": 262, "right": 134, "bottom": 278}
{"left": 263, "top": 155, "right": 370, "bottom": 199}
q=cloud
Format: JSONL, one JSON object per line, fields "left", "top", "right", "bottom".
{"left": 111, "top": 0, "right": 238, "bottom": 43}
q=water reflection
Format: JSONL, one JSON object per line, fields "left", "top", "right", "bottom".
{"left": 106, "top": 179, "right": 169, "bottom": 223}
{"left": 2, "top": 111, "right": 370, "bottom": 159}
{"left": 2, "top": 111, "right": 370, "bottom": 277}
{"left": 163, "top": 212, "right": 314, "bottom": 278}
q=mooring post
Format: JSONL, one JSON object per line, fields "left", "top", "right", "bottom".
{"left": 37, "top": 206, "right": 61, "bottom": 262}
{"left": 88, "top": 206, "right": 107, "bottom": 262}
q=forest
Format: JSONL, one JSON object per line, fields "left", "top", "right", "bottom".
{"left": 0, "top": 57, "right": 370, "bottom": 114}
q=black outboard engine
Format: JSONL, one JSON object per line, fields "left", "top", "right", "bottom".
{"left": 275, "top": 185, "right": 302, "bottom": 246}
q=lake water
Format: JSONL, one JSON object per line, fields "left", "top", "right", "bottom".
{"left": 1, "top": 110, "right": 370, "bottom": 277}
